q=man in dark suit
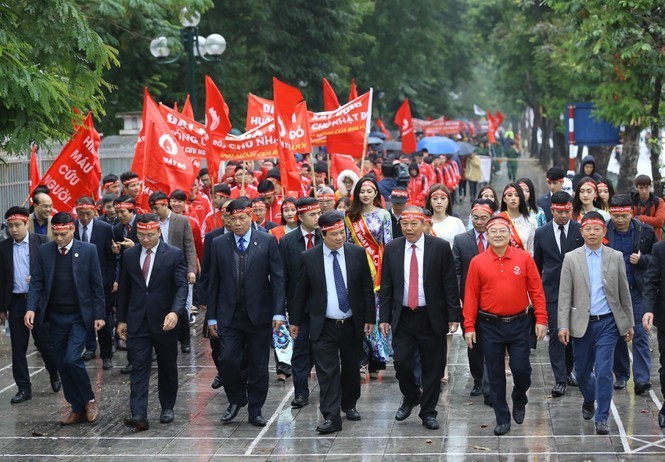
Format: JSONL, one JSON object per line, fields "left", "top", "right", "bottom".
{"left": 389, "top": 187, "right": 409, "bottom": 239}
{"left": 207, "top": 197, "right": 286, "bottom": 427}
{"left": 25, "top": 212, "right": 106, "bottom": 426}
{"left": 74, "top": 196, "right": 118, "bottom": 370}
{"left": 534, "top": 191, "right": 583, "bottom": 397}
{"left": 380, "top": 206, "right": 461, "bottom": 430}
{"left": 279, "top": 197, "right": 322, "bottom": 409}
{"left": 0, "top": 207, "right": 60, "bottom": 404}
{"left": 537, "top": 167, "right": 565, "bottom": 222}
{"left": 642, "top": 239, "right": 665, "bottom": 428}
{"left": 116, "top": 214, "right": 188, "bottom": 431}
{"left": 290, "top": 211, "right": 375, "bottom": 434}
{"left": 453, "top": 199, "right": 494, "bottom": 402}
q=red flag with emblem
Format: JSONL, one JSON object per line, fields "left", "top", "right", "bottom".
{"left": 205, "top": 75, "right": 233, "bottom": 184}
{"left": 394, "top": 99, "right": 417, "bottom": 153}
{"left": 29, "top": 145, "right": 41, "bottom": 195}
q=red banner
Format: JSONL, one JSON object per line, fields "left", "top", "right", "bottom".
{"left": 274, "top": 78, "right": 309, "bottom": 193}
{"left": 309, "top": 92, "right": 372, "bottom": 145}
{"left": 29, "top": 145, "right": 41, "bottom": 195}
{"left": 181, "top": 95, "right": 194, "bottom": 119}
{"left": 40, "top": 113, "right": 101, "bottom": 211}
{"left": 159, "top": 103, "right": 207, "bottom": 170}
{"left": 204, "top": 75, "right": 233, "bottom": 183}
{"left": 321, "top": 79, "right": 367, "bottom": 158}
{"left": 246, "top": 94, "right": 274, "bottom": 131}
{"left": 214, "top": 119, "right": 279, "bottom": 162}
{"left": 487, "top": 110, "right": 504, "bottom": 144}
{"left": 394, "top": 99, "right": 417, "bottom": 153}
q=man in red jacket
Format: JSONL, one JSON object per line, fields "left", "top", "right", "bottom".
{"left": 633, "top": 174, "right": 665, "bottom": 240}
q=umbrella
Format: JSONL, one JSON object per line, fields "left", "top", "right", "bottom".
{"left": 417, "top": 136, "right": 460, "bottom": 155}
{"left": 381, "top": 140, "right": 402, "bottom": 151}
{"left": 367, "top": 136, "right": 384, "bottom": 145}
{"left": 369, "top": 131, "right": 387, "bottom": 140}
{"left": 457, "top": 141, "right": 477, "bottom": 156}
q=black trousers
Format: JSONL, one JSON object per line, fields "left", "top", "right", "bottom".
{"left": 8, "top": 294, "right": 58, "bottom": 392}
{"left": 219, "top": 309, "right": 271, "bottom": 417}
{"left": 290, "top": 317, "right": 313, "bottom": 398}
{"left": 126, "top": 318, "right": 179, "bottom": 417}
{"left": 658, "top": 327, "right": 665, "bottom": 400}
{"left": 546, "top": 302, "right": 574, "bottom": 384}
{"left": 310, "top": 318, "right": 362, "bottom": 423}
{"left": 392, "top": 307, "right": 446, "bottom": 419}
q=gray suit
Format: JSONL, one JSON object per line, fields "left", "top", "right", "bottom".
{"left": 165, "top": 213, "right": 196, "bottom": 274}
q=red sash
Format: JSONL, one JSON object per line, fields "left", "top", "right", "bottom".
{"left": 345, "top": 214, "right": 383, "bottom": 291}
{"left": 499, "top": 211, "right": 525, "bottom": 250}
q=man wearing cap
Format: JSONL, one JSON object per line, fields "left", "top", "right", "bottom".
{"left": 604, "top": 194, "right": 656, "bottom": 393}
{"left": 389, "top": 188, "right": 409, "bottom": 239}
{"left": 280, "top": 197, "right": 322, "bottom": 409}
{"left": 537, "top": 167, "right": 566, "bottom": 222}
{"left": 25, "top": 212, "right": 106, "bottom": 425}
{"left": 380, "top": 206, "right": 461, "bottom": 431}
{"left": 558, "top": 211, "right": 634, "bottom": 435}
{"left": 533, "top": 191, "right": 583, "bottom": 398}
{"left": 207, "top": 197, "right": 286, "bottom": 427}
{"left": 464, "top": 215, "right": 547, "bottom": 436}
{"left": 0, "top": 207, "right": 60, "bottom": 404}
{"left": 116, "top": 214, "right": 188, "bottom": 431}
{"left": 290, "top": 211, "right": 375, "bottom": 433}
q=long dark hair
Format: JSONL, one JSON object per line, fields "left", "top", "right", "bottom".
{"left": 425, "top": 183, "right": 453, "bottom": 216}
{"left": 477, "top": 186, "right": 499, "bottom": 212}
{"left": 517, "top": 177, "right": 538, "bottom": 214}
{"left": 280, "top": 197, "right": 298, "bottom": 226}
{"left": 596, "top": 176, "right": 615, "bottom": 211}
{"left": 572, "top": 176, "right": 602, "bottom": 220}
{"left": 500, "top": 182, "right": 530, "bottom": 218}
{"left": 347, "top": 176, "right": 382, "bottom": 222}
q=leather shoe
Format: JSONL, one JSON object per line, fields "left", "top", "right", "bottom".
{"left": 316, "top": 419, "right": 342, "bottom": 434}
{"left": 494, "top": 423, "right": 511, "bottom": 436}
{"left": 249, "top": 414, "right": 267, "bottom": 427}
{"left": 10, "top": 390, "right": 32, "bottom": 404}
{"left": 121, "top": 363, "right": 133, "bottom": 374}
{"left": 484, "top": 395, "right": 493, "bottom": 407}
{"left": 343, "top": 408, "right": 361, "bottom": 421}
{"left": 395, "top": 398, "right": 419, "bottom": 421}
{"left": 85, "top": 400, "right": 100, "bottom": 423}
{"left": 658, "top": 409, "right": 665, "bottom": 428}
{"left": 513, "top": 402, "right": 525, "bottom": 424}
{"left": 50, "top": 374, "right": 62, "bottom": 393}
{"left": 422, "top": 416, "right": 439, "bottom": 430}
{"left": 634, "top": 382, "right": 651, "bottom": 395}
{"left": 181, "top": 343, "right": 191, "bottom": 353}
{"left": 582, "top": 401, "right": 595, "bottom": 420}
{"left": 291, "top": 395, "right": 309, "bottom": 408}
{"left": 82, "top": 350, "right": 95, "bottom": 361}
{"left": 124, "top": 415, "right": 149, "bottom": 431}
{"left": 567, "top": 372, "right": 578, "bottom": 387}
{"left": 160, "top": 408, "right": 174, "bottom": 423}
{"left": 613, "top": 377, "right": 627, "bottom": 390}
{"left": 102, "top": 358, "right": 113, "bottom": 370}
{"left": 220, "top": 399, "right": 248, "bottom": 423}
{"left": 595, "top": 421, "right": 609, "bottom": 435}
{"left": 60, "top": 411, "right": 86, "bottom": 426}
{"left": 551, "top": 382, "right": 566, "bottom": 398}
{"left": 470, "top": 384, "right": 483, "bottom": 397}
{"left": 211, "top": 374, "right": 223, "bottom": 389}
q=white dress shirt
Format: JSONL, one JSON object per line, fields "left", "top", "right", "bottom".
{"left": 473, "top": 229, "right": 487, "bottom": 252}
{"left": 78, "top": 220, "right": 93, "bottom": 243}
{"left": 140, "top": 241, "right": 159, "bottom": 286}
{"left": 402, "top": 234, "right": 426, "bottom": 306}
{"left": 159, "top": 211, "right": 171, "bottom": 244}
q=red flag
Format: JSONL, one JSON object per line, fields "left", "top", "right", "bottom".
{"left": 29, "top": 145, "right": 41, "bottom": 195}
{"left": 322, "top": 78, "right": 364, "bottom": 158}
{"left": 376, "top": 118, "right": 392, "bottom": 140}
{"left": 205, "top": 75, "right": 233, "bottom": 184}
{"left": 487, "top": 110, "right": 503, "bottom": 144}
{"left": 245, "top": 94, "right": 274, "bottom": 131}
{"left": 322, "top": 78, "right": 341, "bottom": 111}
{"left": 181, "top": 95, "right": 195, "bottom": 119}
{"left": 159, "top": 103, "right": 207, "bottom": 170}
{"left": 330, "top": 152, "right": 360, "bottom": 182}
{"left": 496, "top": 110, "right": 505, "bottom": 127}
{"left": 348, "top": 78, "right": 358, "bottom": 102}
{"left": 40, "top": 113, "right": 101, "bottom": 211}
{"left": 273, "top": 78, "right": 308, "bottom": 193}
{"left": 394, "top": 99, "right": 417, "bottom": 153}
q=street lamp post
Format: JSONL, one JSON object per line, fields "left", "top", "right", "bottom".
{"left": 149, "top": 8, "right": 226, "bottom": 118}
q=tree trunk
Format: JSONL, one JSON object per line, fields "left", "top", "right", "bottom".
{"left": 539, "top": 117, "right": 552, "bottom": 167}
{"left": 616, "top": 126, "right": 641, "bottom": 194}
{"left": 650, "top": 76, "right": 662, "bottom": 196}
{"left": 587, "top": 145, "right": 613, "bottom": 178}
{"left": 552, "top": 129, "right": 567, "bottom": 171}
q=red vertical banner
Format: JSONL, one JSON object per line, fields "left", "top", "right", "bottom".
{"left": 204, "top": 75, "right": 233, "bottom": 184}
{"left": 348, "top": 78, "right": 358, "bottom": 102}
{"left": 29, "top": 145, "right": 41, "bottom": 195}
{"left": 394, "top": 99, "right": 417, "bottom": 153}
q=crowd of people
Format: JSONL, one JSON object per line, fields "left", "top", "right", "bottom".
{"left": 1, "top": 144, "right": 665, "bottom": 438}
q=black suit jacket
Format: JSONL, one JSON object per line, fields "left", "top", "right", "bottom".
{"left": 27, "top": 240, "right": 105, "bottom": 329}
{"left": 208, "top": 229, "right": 285, "bottom": 327}
{"left": 537, "top": 193, "right": 552, "bottom": 222}
{"left": 605, "top": 218, "right": 656, "bottom": 292}
{"left": 379, "top": 234, "right": 461, "bottom": 336}
{"left": 452, "top": 229, "right": 482, "bottom": 303}
{"left": 75, "top": 218, "right": 116, "bottom": 289}
{"left": 290, "top": 243, "right": 375, "bottom": 341}
{"left": 279, "top": 226, "right": 322, "bottom": 311}
{"left": 533, "top": 220, "right": 583, "bottom": 304}
{"left": 113, "top": 218, "right": 139, "bottom": 246}
{"left": 390, "top": 211, "right": 404, "bottom": 239}
{"left": 643, "top": 240, "right": 665, "bottom": 330}
{"left": 116, "top": 242, "right": 188, "bottom": 336}
{"left": 0, "top": 233, "right": 48, "bottom": 312}
{"left": 199, "top": 227, "right": 226, "bottom": 307}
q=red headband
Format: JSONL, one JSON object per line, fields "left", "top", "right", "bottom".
{"left": 6, "top": 214, "right": 29, "bottom": 223}
{"left": 282, "top": 204, "right": 297, "bottom": 213}
{"left": 252, "top": 201, "right": 267, "bottom": 209}
{"left": 136, "top": 221, "right": 160, "bottom": 231}
{"left": 597, "top": 182, "right": 608, "bottom": 189}
{"left": 114, "top": 202, "right": 135, "bottom": 210}
{"left": 122, "top": 178, "right": 140, "bottom": 186}
{"left": 51, "top": 223, "right": 74, "bottom": 231}
{"left": 318, "top": 194, "right": 335, "bottom": 202}
{"left": 503, "top": 186, "right": 517, "bottom": 196}
{"left": 609, "top": 206, "right": 632, "bottom": 214}
{"left": 75, "top": 204, "right": 97, "bottom": 211}
{"left": 430, "top": 189, "right": 449, "bottom": 199}
{"left": 391, "top": 190, "right": 409, "bottom": 198}
{"left": 551, "top": 203, "right": 572, "bottom": 211}
{"left": 230, "top": 207, "right": 253, "bottom": 216}
{"left": 400, "top": 212, "right": 426, "bottom": 222}
{"left": 486, "top": 218, "right": 511, "bottom": 230}
{"left": 151, "top": 199, "right": 169, "bottom": 207}
{"left": 321, "top": 221, "right": 345, "bottom": 232}
{"left": 103, "top": 180, "right": 120, "bottom": 188}
{"left": 360, "top": 180, "right": 377, "bottom": 191}
{"left": 297, "top": 204, "right": 321, "bottom": 214}
{"left": 471, "top": 204, "right": 494, "bottom": 216}
{"left": 581, "top": 181, "right": 597, "bottom": 191}
{"left": 581, "top": 218, "right": 606, "bottom": 228}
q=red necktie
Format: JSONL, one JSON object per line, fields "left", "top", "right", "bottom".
{"left": 477, "top": 234, "right": 485, "bottom": 253}
{"left": 60, "top": 248, "right": 67, "bottom": 256}
{"left": 408, "top": 244, "right": 419, "bottom": 309}
{"left": 142, "top": 249, "right": 152, "bottom": 282}
{"left": 306, "top": 234, "right": 314, "bottom": 250}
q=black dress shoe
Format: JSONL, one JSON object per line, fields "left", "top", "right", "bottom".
{"left": 82, "top": 350, "right": 95, "bottom": 361}
{"left": 567, "top": 372, "right": 578, "bottom": 387}
{"left": 513, "top": 402, "right": 525, "bottom": 424}
{"left": 102, "top": 358, "right": 113, "bottom": 370}
{"left": 249, "top": 414, "right": 267, "bottom": 427}
{"left": 121, "top": 364, "right": 133, "bottom": 374}
{"left": 494, "top": 423, "right": 511, "bottom": 436}
{"left": 634, "top": 382, "right": 652, "bottom": 395}
{"left": 595, "top": 421, "right": 609, "bottom": 435}
{"left": 422, "top": 416, "right": 439, "bottom": 430}
{"left": 211, "top": 374, "right": 223, "bottom": 389}
{"left": 658, "top": 409, "right": 665, "bottom": 428}
{"left": 10, "top": 390, "right": 31, "bottom": 404}
{"left": 124, "top": 415, "right": 149, "bottom": 431}
{"left": 613, "top": 377, "right": 627, "bottom": 390}
{"left": 220, "top": 399, "right": 248, "bottom": 423}
{"left": 181, "top": 343, "right": 191, "bottom": 353}
{"left": 470, "top": 384, "right": 483, "bottom": 397}
{"left": 291, "top": 395, "right": 309, "bottom": 408}
{"left": 395, "top": 398, "right": 419, "bottom": 421}
{"left": 316, "top": 419, "right": 342, "bottom": 434}
{"left": 551, "top": 382, "right": 566, "bottom": 398}
{"left": 50, "top": 375, "right": 62, "bottom": 393}
{"left": 160, "top": 408, "right": 174, "bottom": 423}
{"left": 343, "top": 408, "right": 361, "bottom": 421}
{"left": 484, "top": 395, "right": 493, "bottom": 407}
{"left": 582, "top": 401, "right": 595, "bottom": 420}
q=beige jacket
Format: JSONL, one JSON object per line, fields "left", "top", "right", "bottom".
{"left": 465, "top": 154, "right": 482, "bottom": 182}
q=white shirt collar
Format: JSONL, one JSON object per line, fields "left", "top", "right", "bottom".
{"left": 404, "top": 233, "right": 425, "bottom": 250}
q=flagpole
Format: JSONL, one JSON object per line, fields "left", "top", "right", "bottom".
{"left": 311, "top": 158, "right": 318, "bottom": 198}
{"left": 241, "top": 161, "right": 247, "bottom": 195}
{"left": 360, "top": 88, "right": 374, "bottom": 178}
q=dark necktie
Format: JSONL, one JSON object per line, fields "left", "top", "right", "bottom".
{"left": 306, "top": 233, "right": 314, "bottom": 250}
{"left": 81, "top": 225, "right": 88, "bottom": 243}
{"left": 238, "top": 237, "right": 246, "bottom": 252}
{"left": 142, "top": 248, "right": 152, "bottom": 282}
{"left": 331, "top": 250, "right": 351, "bottom": 313}
{"left": 124, "top": 224, "right": 131, "bottom": 238}
{"left": 408, "top": 244, "right": 419, "bottom": 309}
{"left": 559, "top": 225, "right": 566, "bottom": 254}
{"left": 477, "top": 234, "right": 485, "bottom": 253}
{"left": 60, "top": 247, "right": 67, "bottom": 256}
